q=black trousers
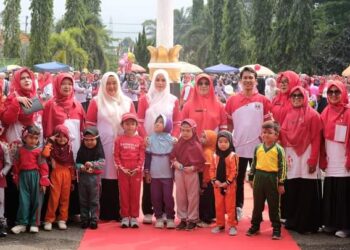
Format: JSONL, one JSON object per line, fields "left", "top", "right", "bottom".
{"left": 236, "top": 157, "right": 252, "bottom": 208}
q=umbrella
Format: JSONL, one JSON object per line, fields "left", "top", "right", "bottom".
{"left": 179, "top": 61, "right": 202, "bottom": 74}
{"left": 342, "top": 65, "right": 350, "bottom": 77}
{"left": 131, "top": 64, "right": 146, "bottom": 73}
{"left": 240, "top": 64, "right": 275, "bottom": 77}
{"left": 34, "top": 61, "right": 71, "bottom": 73}
{"left": 0, "top": 64, "right": 22, "bottom": 72}
{"left": 204, "top": 63, "right": 239, "bottom": 74}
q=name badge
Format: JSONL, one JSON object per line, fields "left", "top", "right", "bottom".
{"left": 334, "top": 123, "right": 347, "bottom": 143}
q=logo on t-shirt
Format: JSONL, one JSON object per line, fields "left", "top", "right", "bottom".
{"left": 255, "top": 103, "right": 262, "bottom": 110}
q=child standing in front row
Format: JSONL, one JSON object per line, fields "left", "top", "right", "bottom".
{"left": 144, "top": 114, "right": 175, "bottom": 229}
{"left": 210, "top": 131, "right": 238, "bottom": 236}
{"left": 246, "top": 121, "right": 287, "bottom": 240}
{"left": 170, "top": 119, "right": 205, "bottom": 231}
{"left": 114, "top": 113, "right": 145, "bottom": 228}
{"left": 76, "top": 126, "right": 105, "bottom": 230}
{"left": 42, "top": 125, "right": 75, "bottom": 231}
{"left": 11, "top": 125, "right": 50, "bottom": 234}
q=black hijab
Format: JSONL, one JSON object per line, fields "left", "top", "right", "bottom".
{"left": 76, "top": 126, "right": 105, "bottom": 164}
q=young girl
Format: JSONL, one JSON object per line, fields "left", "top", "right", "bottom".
{"left": 42, "top": 124, "right": 75, "bottom": 231}
{"left": 114, "top": 113, "right": 145, "bottom": 228}
{"left": 11, "top": 125, "right": 50, "bottom": 234}
{"left": 198, "top": 130, "right": 217, "bottom": 227}
{"left": 76, "top": 127, "right": 105, "bottom": 229}
{"left": 209, "top": 131, "right": 238, "bottom": 236}
{"left": 144, "top": 114, "right": 175, "bottom": 229}
{"left": 170, "top": 119, "right": 205, "bottom": 231}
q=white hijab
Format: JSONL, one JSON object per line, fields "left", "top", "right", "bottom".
{"left": 144, "top": 69, "right": 177, "bottom": 135}
{"left": 97, "top": 72, "right": 132, "bottom": 134}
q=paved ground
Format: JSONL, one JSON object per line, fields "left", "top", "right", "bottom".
{"left": 1, "top": 223, "right": 350, "bottom": 250}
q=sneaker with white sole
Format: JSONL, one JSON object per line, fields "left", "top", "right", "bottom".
{"left": 43, "top": 222, "right": 52, "bottom": 231}
{"left": 11, "top": 225, "right": 26, "bottom": 234}
{"left": 57, "top": 221, "right": 67, "bottom": 230}
{"left": 29, "top": 226, "right": 39, "bottom": 233}
{"left": 335, "top": 230, "right": 350, "bottom": 238}
{"left": 142, "top": 214, "right": 153, "bottom": 224}
{"left": 154, "top": 219, "right": 164, "bottom": 229}
{"left": 229, "top": 227, "right": 237, "bottom": 236}
{"left": 166, "top": 219, "right": 176, "bottom": 229}
{"left": 130, "top": 218, "right": 139, "bottom": 228}
{"left": 121, "top": 217, "right": 130, "bottom": 228}
{"left": 211, "top": 226, "right": 225, "bottom": 234}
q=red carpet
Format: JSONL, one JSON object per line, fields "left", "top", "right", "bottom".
{"left": 79, "top": 184, "right": 300, "bottom": 250}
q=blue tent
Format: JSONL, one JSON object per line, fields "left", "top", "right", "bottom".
{"left": 34, "top": 61, "right": 71, "bottom": 73}
{"left": 204, "top": 63, "right": 239, "bottom": 74}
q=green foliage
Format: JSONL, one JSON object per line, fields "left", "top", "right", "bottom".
{"left": 134, "top": 27, "right": 152, "bottom": 70}
{"left": 252, "top": 0, "right": 274, "bottom": 66}
{"left": 83, "top": 0, "right": 101, "bottom": 17}
{"left": 27, "top": 0, "right": 54, "bottom": 66}
{"left": 2, "top": 0, "right": 21, "bottom": 58}
{"left": 142, "top": 19, "right": 157, "bottom": 43}
{"left": 220, "top": 0, "right": 246, "bottom": 66}
{"left": 208, "top": 0, "right": 224, "bottom": 65}
{"left": 192, "top": 0, "right": 204, "bottom": 25}
{"left": 49, "top": 28, "right": 88, "bottom": 70}
{"left": 64, "top": 0, "right": 87, "bottom": 29}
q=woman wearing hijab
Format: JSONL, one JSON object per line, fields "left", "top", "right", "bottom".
{"left": 280, "top": 86, "right": 322, "bottom": 234}
{"left": 0, "top": 68, "right": 38, "bottom": 227}
{"left": 271, "top": 71, "right": 301, "bottom": 125}
{"left": 137, "top": 69, "right": 181, "bottom": 223}
{"left": 86, "top": 72, "right": 135, "bottom": 221}
{"left": 320, "top": 80, "right": 350, "bottom": 238}
{"left": 182, "top": 73, "right": 227, "bottom": 136}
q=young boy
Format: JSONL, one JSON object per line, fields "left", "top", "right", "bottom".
{"left": 246, "top": 121, "right": 287, "bottom": 240}
{"left": 114, "top": 113, "right": 145, "bottom": 228}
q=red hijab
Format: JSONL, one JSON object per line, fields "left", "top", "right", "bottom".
{"left": 12, "top": 68, "right": 36, "bottom": 98}
{"left": 50, "top": 124, "right": 74, "bottom": 166}
{"left": 281, "top": 86, "right": 321, "bottom": 156}
{"left": 54, "top": 73, "right": 75, "bottom": 110}
{"left": 321, "top": 81, "right": 349, "bottom": 141}
{"left": 171, "top": 119, "right": 205, "bottom": 167}
{"left": 271, "top": 70, "right": 301, "bottom": 124}
{"left": 182, "top": 74, "right": 224, "bottom": 135}
{"left": 38, "top": 72, "right": 53, "bottom": 90}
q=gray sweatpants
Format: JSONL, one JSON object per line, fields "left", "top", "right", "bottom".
{"left": 78, "top": 174, "right": 101, "bottom": 223}
{"left": 174, "top": 169, "right": 200, "bottom": 222}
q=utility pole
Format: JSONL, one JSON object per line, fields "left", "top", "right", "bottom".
{"left": 25, "top": 16, "right": 29, "bottom": 34}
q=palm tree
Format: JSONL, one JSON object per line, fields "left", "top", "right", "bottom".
{"left": 49, "top": 28, "right": 89, "bottom": 70}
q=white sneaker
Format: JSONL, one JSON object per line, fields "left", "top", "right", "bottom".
{"left": 211, "top": 226, "right": 224, "bottom": 234}
{"left": 130, "top": 218, "right": 139, "bottom": 228}
{"left": 229, "top": 227, "right": 237, "bottom": 236}
{"left": 236, "top": 207, "right": 243, "bottom": 221}
{"left": 154, "top": 219, "right": 164, "bottom": 229}
{"left": 142, "top": 214, "right": 153, "bottom": 224}
{"left": 57, "top": 220, "right": 67, "bottom": 230}
{"left": 43, "top": 222, "right": 52, "bottom": 231}
{"left": 166, "top": 219, "right": 176, "bottom": 229}
{"left": 29, "top": 226, "right": 39, "bottom": 233}
{"left": 335, "top": 230, "right": 350, "bottom": 238}
{"left": 11, "top": 225, "right": 26, "bottom": 234}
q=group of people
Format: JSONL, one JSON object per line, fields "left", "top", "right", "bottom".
{"left": 0, "top": 65, "right": 349, "bottom": 241}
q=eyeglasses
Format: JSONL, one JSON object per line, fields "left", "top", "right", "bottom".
{"left": 291, "top": 93, "right": 304, "bottom": 99}
{"left": 327, "top": 90, "right": 341, "bottom": 96}
{"left": 198, "top": 81, "right": 210, "bottom": 86}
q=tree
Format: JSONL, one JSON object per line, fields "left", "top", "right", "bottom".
{"left": 192, "top": 0, "right": 204, "bottom": 25}
{"left": 2, "top": 0, "right": 21, "bottom": 59}
{"left": 83, "top": 0, "right": 101, "bottom": 17}
{"left": 142, "top": 19, "right": 157, "bottom": 43}
{"left": 252, "top": 0, "right": 274, "bottom": 65}
{"left": 134, "top": 27, "right": 151, "bottom": 69}
{"left": 64, "top": 0, "right": 87, "bottom": 29}
{"left": 287, "top": 0, "right": 314, "bottom": 73}
{"left": 49, "top": 28, "right": 88, "bottom": 70}
{"left": 270, "top": 0, "right": 294, "bottom": 71}
{"left": 220, "top": 0, "right": 246, "bottom": 66}
{"left": 174, "top": 7, "right": 191, "bottom": 45}
{"left": 27, "top": 0, "right": 54, "bottom": 66}
{"left": 208, "top": 0, "right": 224, "bottom": 65}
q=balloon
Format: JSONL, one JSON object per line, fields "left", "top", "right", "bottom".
{"left": 119, "top": 59, "right": 126, "bottom": 67}
{"left": 128, "top": 52, "right": 136, "bottom": 63}
{"left": 254, "top": 64, "right": 261, "bottom": 71}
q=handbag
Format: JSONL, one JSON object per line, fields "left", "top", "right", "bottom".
{"left": 21, "top": 96, "right": 44, "bottom": 115}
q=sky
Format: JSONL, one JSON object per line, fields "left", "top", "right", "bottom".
{"left": 0, "top": 0, "right": 193, "bottom": 39}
